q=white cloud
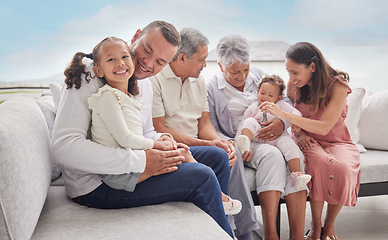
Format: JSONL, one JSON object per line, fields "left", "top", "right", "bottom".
{"left": 1, "top": 0, "right": 247, "bottom": 81}
{"left": 291, "top": 0, "right": 387, "bottom": 29}
{"left": 289, "top": 0, "right": 388, "bottom": 46}
{"left": 2, "top": 0, "right": 388, "bottom": 92}
{"left": 281, "top": 0, "right": 388, "bottom": 92}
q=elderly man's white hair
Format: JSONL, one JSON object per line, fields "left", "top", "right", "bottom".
{"left": 216, "top": 34, "right": 251, "bottom": 68}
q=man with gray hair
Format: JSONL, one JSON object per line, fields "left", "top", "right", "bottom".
{"left": 149, "top": 28, "right": 259, "bottom": 240}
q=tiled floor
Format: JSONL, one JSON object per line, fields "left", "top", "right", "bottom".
{"left": 252, "top": 195, "right": 388, "bottom": 240}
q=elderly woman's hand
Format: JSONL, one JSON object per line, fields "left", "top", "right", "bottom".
{"left": 256, "top": 119, "right": 284, "bottom": 141}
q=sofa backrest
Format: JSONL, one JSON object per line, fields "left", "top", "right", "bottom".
{"left": 345, "top": 87, "right": 388, "bottom": 152}
{"left": 0, "top": 97, "right": 52, "bottom": 240}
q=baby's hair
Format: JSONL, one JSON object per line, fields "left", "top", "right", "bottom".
{"left": 258, "top": 75, "right": 285, "bottom": 96}
{"left": 64, "top": 37, "right": 138, "bottom": 95}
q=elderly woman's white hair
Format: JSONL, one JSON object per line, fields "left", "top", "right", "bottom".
{"left": 216, "top": 34, "right": 251, "bottom": 68}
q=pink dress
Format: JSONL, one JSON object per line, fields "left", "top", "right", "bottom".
{"left": 294, "top": 77, "right": 360, "bottom": 207}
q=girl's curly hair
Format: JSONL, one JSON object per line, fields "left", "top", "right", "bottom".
{"left": 64, "top": 37, "right": 138, "bottom": 95}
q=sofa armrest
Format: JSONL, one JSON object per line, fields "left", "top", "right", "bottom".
{"left": 0, "top": 97, "right": 52, "bottom": 240}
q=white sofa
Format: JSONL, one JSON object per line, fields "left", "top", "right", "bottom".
{"left": 2, "top": 85, "right": 386, "bottom": 240}
{"left": 0, "top": 96, "right": 231, "bottom": 240}
{"left": 245, "top": 87, "right": 388, "bottom": 234}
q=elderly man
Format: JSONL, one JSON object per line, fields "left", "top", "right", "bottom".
{"left": 52, "top": 21, "right": 233, "bottom": 237}
{"left": 149, "top": 27, "right": 259, "bottom": 240}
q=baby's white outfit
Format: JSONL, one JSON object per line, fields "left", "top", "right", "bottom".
{"left": 237, "top": 100, "right": 301, "bottom": 162}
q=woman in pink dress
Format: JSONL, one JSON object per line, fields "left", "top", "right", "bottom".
{"left": 260, "top": 42, "right": 360, "bottom": 240}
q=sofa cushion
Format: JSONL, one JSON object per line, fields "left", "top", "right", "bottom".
{"left": 359, "top": 89, "right": 388, "bottom": 150}
{"left": 32, "top": 186, "right": 230, "bottom": 240}
{"left": 0, "top": 97, "right": 52, "bottom": 240}
{"left": 49, "top": 82, "right": 63, "bottom": 114}
{"left": 358, "top": 150, "right": 388, "bottom": 184}
{"left": 37, "top": 96, "right": 62, "bottom": 181}
{"left": 345, "top": 87, "right": 367, "bottom": 153}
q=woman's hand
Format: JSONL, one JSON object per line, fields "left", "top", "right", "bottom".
{"left": 291, "top": 124, "right": 301, "bottom": 134}
{"left": 153, "top": 140, "right": 175, "bottom": 151}
{"left": 157, "top": 134, "right": 177, "bottom": 149}
{"left": 295, "top": 131, "right": 316, "bottom": 150}
{"left": 259, "top": 101, "right": 286, "bottom": 119}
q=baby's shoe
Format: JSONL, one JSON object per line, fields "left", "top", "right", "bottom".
{"left": 223, "top": 196, "right": 242, "bottom": 215}
{"left": 290, "top": 172, "right": 311, "bottom": 190}
{"left": 236, "top": 135, "right": 250, "bottom": 154}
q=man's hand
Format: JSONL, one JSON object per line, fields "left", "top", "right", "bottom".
{"left": 209, "top": 139, "right": 230, "bottom": 153}
{"left": 241, "top": 149, "right": 253, "bottom": 162}
{"left": 177, "top": 147, "right": 197, "bottom": 163}
{"left": 225, "top": 140, "right": 237, "bottom": 166}
{"left": 176, "top": 142, "right": 190, "bottom": 151}
{"left": 142, "top": 148, "right": 183, "bottom": 178}
{"left": 211, "top": 139, "right": 237, "bottom": 166}
{"left": 256, "top": 119, "right": 284, "bottom": 141}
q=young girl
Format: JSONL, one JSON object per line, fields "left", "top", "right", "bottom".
{"left": 64, "top": 37, "right": 241, "bottom": 215}
{"left": 64, "top": 37, "right": 182, "bottom": 189}
{"left": 235, "top": 75, "right": 311, "bottom": 190}
{"left": 261, "top": 42, "right": 360, "bottom": 240}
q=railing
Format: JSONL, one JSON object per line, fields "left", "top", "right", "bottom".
{"left": 0, "top": 86, "right": 49, "bottom": 103}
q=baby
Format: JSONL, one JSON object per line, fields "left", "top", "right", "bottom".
{"left": 236, "top": 75, "right": 311, "bottom": 189}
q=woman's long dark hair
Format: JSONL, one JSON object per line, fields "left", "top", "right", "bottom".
{"left": 286, "top": 42, "right": 349, "bottom": 112}
{"left": 64, "top": 37, "right": 138, "bottom": 95}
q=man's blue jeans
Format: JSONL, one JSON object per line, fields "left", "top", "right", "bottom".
{"left": 73, "top": 162, "right": 233, "bottom": 237}
{"left": 189, "top": 145, "right": 230, "bottom": 194}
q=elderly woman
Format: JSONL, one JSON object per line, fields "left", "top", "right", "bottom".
{"left": 207, "top": 35, "right": 308, "bottom": 240}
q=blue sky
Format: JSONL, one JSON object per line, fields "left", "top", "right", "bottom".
{"left": 1, "top": 0, "right": 387, "bottom": 92}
